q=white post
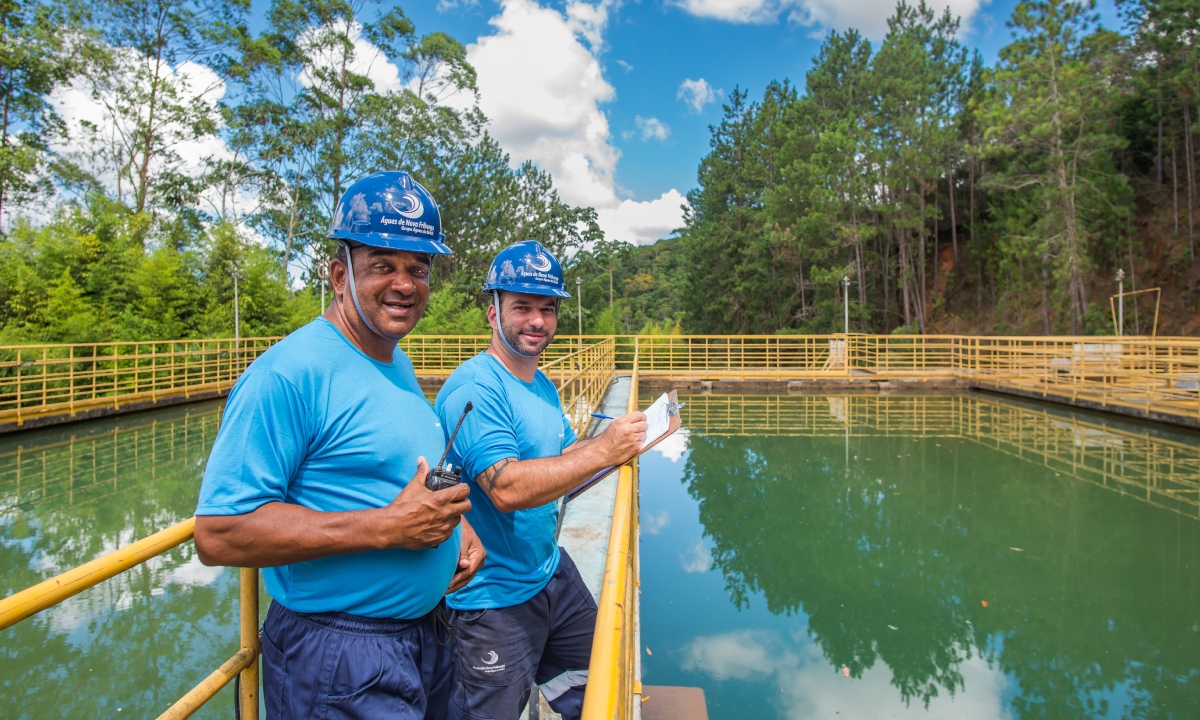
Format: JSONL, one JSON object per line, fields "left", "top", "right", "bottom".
{"left": 229, "top": 263, "right": 242, "bottom": 349}
{"left": 843, "top": 276, "right": 850, "bottom": 335}
{"left": 575, "top": 276, "right": 583, "bottom": 356}
{"left": 1116, "top": 268, "right": 1125, "bottom": 336}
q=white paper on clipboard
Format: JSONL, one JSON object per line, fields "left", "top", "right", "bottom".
{"left": 640, "top": 392, "right": 672, "bottom": 449}
{"left": 565, "top": 392, "right": 678, "bottom": 503}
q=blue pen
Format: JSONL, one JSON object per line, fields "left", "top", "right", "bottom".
{"left": 591, "top": 413, "right": 614, "bottom": 420}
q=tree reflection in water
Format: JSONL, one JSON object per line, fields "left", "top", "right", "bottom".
{"left": 648, "top": 393, "right": 1199, "bottom": 718}
{"left": 0, "top": 401, "right": 243, "bottom": 719}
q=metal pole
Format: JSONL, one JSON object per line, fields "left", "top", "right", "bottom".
{"left": 319, "top": 261, "right": 326, "bottom": 316}
{"left": 576, "top": 276, "right": 583, "bottom": 356}
{"left": 229, "top": 264, "right": 242, "bottom": 349}
{"left": 843, "top": 276, "right": 850, "bottom": 335}
{"left": 1116, "top": 268, "right": 1125, "bottom": 337}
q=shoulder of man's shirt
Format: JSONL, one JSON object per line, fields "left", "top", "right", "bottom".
{"left": 442, "top": 353, "right": 494, "bottom": 387}
{"left": 244, "top": 319, "right": 343, "bottom": 381}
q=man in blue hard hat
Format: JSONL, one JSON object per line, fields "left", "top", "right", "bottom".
{"left": 434, "top": 240, "right": 647, "bottom": 720}
{"left": 193, "top": 171, "right": 486, "bottom": 719}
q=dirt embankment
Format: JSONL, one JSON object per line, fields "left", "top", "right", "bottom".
{"left": 929, "top": 196, "right": 1200, "bottom": 336}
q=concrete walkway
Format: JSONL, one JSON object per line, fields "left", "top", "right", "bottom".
{"left": 522, "top": 375, "right": 639, "bottom": 720}
{"left": 559, "top": 375, "right": 631, "bottom": 601}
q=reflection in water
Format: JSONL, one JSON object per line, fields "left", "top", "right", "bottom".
{"left": 638, "top": 393, "right": 1200, "bottom": 719}
{"left": 682, "top": 393, "right": 1200, "bottom": 519}
{"left": 0, "top": 402, "right": 241, "bottom": 719}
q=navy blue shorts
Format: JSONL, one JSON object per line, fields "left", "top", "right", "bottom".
{"left": 448, "top": 548, "right": 598, "bottom": 720}
{"left": 261, "top": 600, "right": 453, "bottom": 720}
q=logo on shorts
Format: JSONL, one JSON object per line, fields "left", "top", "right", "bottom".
{"left": 473, "top": 650, "right": 506, "bottom": 674}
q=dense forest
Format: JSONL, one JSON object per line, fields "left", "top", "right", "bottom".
{"left": 659, "top": 0, "right": 1200, "bottom": 336}
{"left": 1, "top": 0, "right": 1198, "bottom": 342}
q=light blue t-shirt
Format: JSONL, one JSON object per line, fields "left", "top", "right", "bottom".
{"left": 196, "top": 318, "right": 461, "bottom": 620}
{"left": 434, "top": 353, "right": 578, "bottom": 610}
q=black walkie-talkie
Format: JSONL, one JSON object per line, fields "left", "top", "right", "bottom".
{"left": 425, "top": 401, "right": 474, "bottom": 491}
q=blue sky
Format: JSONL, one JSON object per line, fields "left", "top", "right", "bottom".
{"left": 267, "top": 1, "right": 1125, "bottom": 244}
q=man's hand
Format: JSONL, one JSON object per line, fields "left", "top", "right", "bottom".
{"left": 599, "top": 411, "right": 647, "bottom": 466}
{"left": 378, "top": 457, "right": 472, "bottom": 550}
{"left": 446, "top": 519, "right": 486, "bottom": 594}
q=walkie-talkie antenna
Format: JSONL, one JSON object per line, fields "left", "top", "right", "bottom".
{"left": 435, "top": 401, "right": 473, "bottom": 470}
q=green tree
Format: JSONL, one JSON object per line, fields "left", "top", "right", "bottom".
{"left": 410, "top": 287, "right": 487, "bottom": 335}
{"left": 223, "top": 0, "right": 481, "bottom": 277}
{"left": 679, "top": 84, "right": 795, "bottom": 333}
{"left": 0, "top": 201, "right": 317, "bottom": 342}
{"left": 978, "top": 0, "right": 1129, "bottom": 332}
{"left": 0, "top": 0, "right": 83, "bottom": 224}
{"left": 871, "top": 2, "right": 967, "bottom": 332}
{"left": 770, "top": 29, "right": 876, "bottom": 331}
{"left": 58, "top": 0, "right": 248, "bottom": 219}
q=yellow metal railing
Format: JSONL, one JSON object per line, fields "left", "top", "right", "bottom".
{"left": 0, "top": 519, "right": 261, "bottom": 719}
{"left": 612, "top": 335, "right": 1200, "bottom": 425}
{"left": 9, "top": 334, "right": 1192, "bottom": 429}
{"left": 541, "top": 338, "right": 617, "bottom": 437}
{"left": 959, "top": 336, "right": 1200, "bottom": 422}
{"left": 581, "top": 352, "right": 641, "bottom": 720}
{"left": 1, "top": 338, "right": 278, "bottom": 427}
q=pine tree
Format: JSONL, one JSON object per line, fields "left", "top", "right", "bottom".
{"left": 979, "top": 0, "right": 1129, "bottom": 332}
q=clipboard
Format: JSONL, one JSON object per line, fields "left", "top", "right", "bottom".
{"left": 564, "top": 390, "right": 684, "bottom": 503}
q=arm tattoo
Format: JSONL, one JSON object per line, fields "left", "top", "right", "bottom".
{"left": 477, "top": 458, "right": 515, "bottom": 494}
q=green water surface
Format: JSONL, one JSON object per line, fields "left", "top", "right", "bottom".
{"left": 638, "top": 392, "right": 1200, "bottom": 719}
{"left": 1, "top": 392, "right": 1198, "bottom": 719}
{"left": 0, "top": 402, "right": 243, "bottom": 719}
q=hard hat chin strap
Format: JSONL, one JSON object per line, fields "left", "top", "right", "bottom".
{"left": 493, "top": 291, "right": 539, "bottom": 358}
{"left": 341, "top": 241, "right": 384, "bottom": 339}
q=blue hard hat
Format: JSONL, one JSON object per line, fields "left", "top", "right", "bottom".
{"left": 482, "top": 241, "right": 571, "bottom": 299}
{"left": 327, "top": 171, "right": 451, "bottom": 255}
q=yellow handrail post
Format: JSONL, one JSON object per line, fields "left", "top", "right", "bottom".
{"left": 239, "top": 567, "right": 261, "bottom": 718}
{"left": 158, "top": 647, "right": 258, "bottom": 720}
{"left": 580, "top": 350, "right": 640, "bottom": 720}
{"left": 15, "top": 347, "right": 22, "bottom": 427}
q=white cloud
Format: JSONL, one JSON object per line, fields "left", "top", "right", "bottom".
{"left": 635, "top": 116, "right": 671, "bottom": 141}
{"left": 565, "top": 0, "right": 615, "bottom": 51}
{"left": 616, "top": 59, "right": 634, "bottom": 72}
{"left": 298, "top": 20, "right": 403, "bottom": 95}
{"left": 596, "top": 189, "right": 686, "bottom": 244}
{"left": 677, "top": 78, "right": 721, "bottom": 113}
{"left": 642, "top": 510, "right": 671, "bottom": 535}
{"left": 650, "top": 426, "right": 690, "bottom": 461}
{"left": 669, "top": 0, "right": 986, "bottom": 39}
{"left": 47, "top": 52, "right": 237, "bottom": 219}
{"left": 680, "top": 539, "right": 713, "bottom": 573}
{"left": 683, "top": 630, "right": 1015, "bottom": 719}
{"left": 467, "top": 0, "right": 618, "bottom": 209}
{"left": 669, "top": 0, "right": 780, "bottom": 23}
{"left": 682, "top": 629, "right": 793, "bottom": 679}
{"left": 438, "top": 0, "right": 481, "bottom": 11}
{"left": 466, "top": 0, "right": 687, "bottom": 245}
